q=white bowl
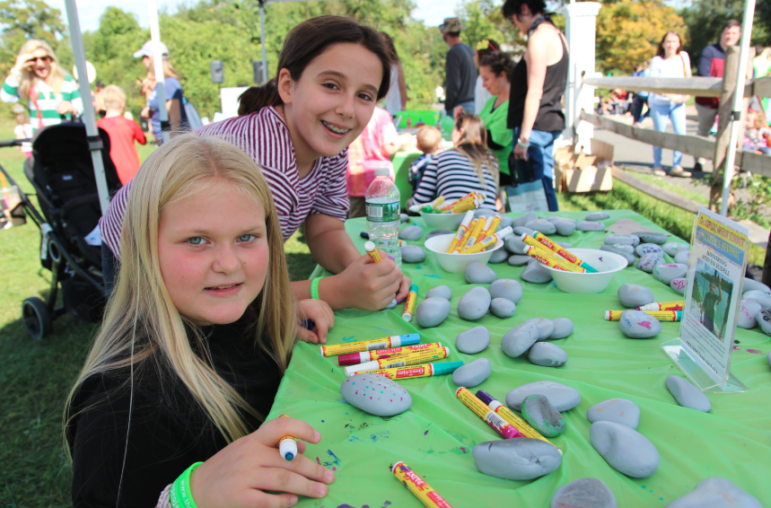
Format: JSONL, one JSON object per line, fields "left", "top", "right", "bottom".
{"left": 542, "top": 248, "right": 628, "bottom": 293}
{"left": 420, "top": 211, "right": 467, "bottom": 231}
{"left": 424, "top": 234, "right": 504, "bottom": 273}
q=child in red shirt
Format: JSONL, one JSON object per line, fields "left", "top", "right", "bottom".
{"left": 97, "top": 85, "right": 146, "bottom": 184}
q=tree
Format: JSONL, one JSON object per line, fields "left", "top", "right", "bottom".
{"left": 0, "top": 0, "right": 67, "bottom": 79}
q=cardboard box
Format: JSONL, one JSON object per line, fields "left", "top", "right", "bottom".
{"left": 555, "top": 139, "right": 614, "bottom": 193}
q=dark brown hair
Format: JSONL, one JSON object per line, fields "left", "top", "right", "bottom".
{"left": 656, "top": 31, "right": 683, "bottom": 58}
{"left": 722, "top": 19, "right": 741, "bottom": 32}
{"left": 502, "top": 0, "right": 547, "bottom": 20}
{"left": 480, "top": 51, "right": 513, "bottom": 79}
{"left": 476, "top": 39, "right": 499, "bottom": 61}
{"left": 238, "top": 16, "right": 392, "bottom": 116}
{"left": 381, "top": 32, "right": 399, "bottom": 63}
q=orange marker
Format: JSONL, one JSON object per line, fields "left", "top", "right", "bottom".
{"left": 446, "top": 210, "right": 475, "bottom": 253}
{"left": 523, "top": 245, "right": 585, "bottom": 273}
{"left": 391, "top": 462, "right": 455, "bottom": 508}
{"left": 453, "top": 218, "right": 478, "bottom": 253}
{"left": 364, "top": 241, "right": 381, "bottom": 263}
{"left": 478, "top": 215, "right": 501, "bottom": 243}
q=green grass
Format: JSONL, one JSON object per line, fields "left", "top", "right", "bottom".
{"left": 627, "top": 171, "right": 710, "bottom": 206}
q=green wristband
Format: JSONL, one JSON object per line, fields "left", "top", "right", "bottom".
{"left": 170, "top": 461, "right": 204, "bottom": 508}
{"left": 311, "top": 277, "right": 322, "bottom": 300}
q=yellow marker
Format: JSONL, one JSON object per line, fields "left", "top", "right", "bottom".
{"left": 278, "top": 414, "right": 298, "bottom": 461}
{"left": 462, "top": 216, "right": 486, "bottom": 251}
{"left": 478, "top": 215, "right": 501, "bottom": 243}
{"left": 344, "top": 347, "right": 450, "bottom": 376}
{"left": 391, "top": 462, "right": 455, "bottom": 508}
{"left": 364, "top": 241, "right": 381, "bottom": 263}
{"left": 320, "top": 333, "right": 420, "bottom": 357}
{"left": 606, "top": 310, "right": 682, "bottom": 321}
{"left": 454, "top": 218, "right": 478, "bottom": 253}
{"left": 447, "top": 196, "right": 480, "bottom": 214}
{"left": 456, "top": 387, "right": 522, "bottom": 439}
{"left": 523, "top": 245, "right": 585, "bottom": 273}
{"left": 368, "top": 361, "right": 463, "bottom": 380}
{"left": 531, "top": 232, "right": 598, "bottom": 273}
{"left": 475, "top": 390, "right": 561, "bottom": 453}
{"left": 638, "top": 301, "right": 684, "bottom": 311}
{"left": 437, "top": 192, "right": 475, "bottom": 212}
{"left": 461, "top": 226, "right": 513, "bottom": 254}
{"left": 446, "top": 210, "right": 475, "bottom": 253}
{"left": 402, "top": 284, "right": 418, "bottom": 322}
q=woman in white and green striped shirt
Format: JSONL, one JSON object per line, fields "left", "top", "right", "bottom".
{"left": 2, "top": 39, "right": 83, "bottom": 133}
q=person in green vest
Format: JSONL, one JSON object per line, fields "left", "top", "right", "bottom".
{"left": 477, "top": 51, "right": 514, "bottom": 187}
{"left": 1, "top": 39, "right": 83, "bottom": 133}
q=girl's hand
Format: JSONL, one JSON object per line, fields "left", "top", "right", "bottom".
{"left": 140, "top": 106, "right": 151, "bottom": 119}
{"left": 14, "top": 53, "right": 35, "bottom": 72}
{"left": 453, "top": 105, "right": 466, "bottom": 119}
{"left": 56, "top": 101, "right": 74, "bottom": 115}
{"left": 190, "top": 416, "right": 334, "bottom": 508}
{"left": 325, "top": 251, "right": 403, "bottom": 310}
{"left": 296, "top": 299, "right": 335, "bottom": 344}
{"left": 513, "top": 142, "right": 528, "bottom": 161}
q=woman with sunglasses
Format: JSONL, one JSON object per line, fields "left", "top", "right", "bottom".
{"left": 2, "top": 40, "right": 83, "bottom": 133}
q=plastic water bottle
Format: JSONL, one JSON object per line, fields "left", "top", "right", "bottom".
{"left": 366, "top": 167, "right": 401, "bottom": 266}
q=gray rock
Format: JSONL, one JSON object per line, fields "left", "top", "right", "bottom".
{"left": 674, "top": 250, "right": 690, "bottom": 265}
{"left": 557, "top": 242, "right": 573, "bottom": 249}
{"left": 586, "top": 398, "right": 641, "bottom": 430}
{"left": 605, "top": 235, "right": 641, "bottom": 247}
{"left": 671, "top": 278, "right": 687, "bottom": 295}
{"left": 546, "top": 217, "right": 574, "bottom": 224}
{"left": 401, "top": 245, "right": 426, "bottom": 263}
{"left": 738, "top": 300, "right": 762, "bottom": 329}
{"left": 586, "top": 211, "right": 610, "bottom": 221}
{"left": 501, "top": 322, "right": 540, "bottom": 358}
{"left": 618, "top": 310, "right": 662, "bottom": 339}
{"left": 577, "top": 220, "right": 605, "bottom": 231}
{"left": 522, "top": 394, "right": 566, "bottom": 437}
{"left": 521, "top": 261, "right": 553, "bottom": 283}
{"left": 400, "top": 213, "right": 409, "bottom": 223}
{"left": 550, "top": 478, "right": 617, "bottom": 508}
{"left": 456, "top": 326, "right": 490, "bottom": 354}
{"left": 590, "top": 421, "right": 659, "bottom": 478}
{"left": 635, "top": 243, "right": 664, "bottom": 257}
{"left": 663, "top": 241, "right": 690, "bottom": 257}
{"left": 513, "top": 226, "right": 536, "bottom": 237}
{"left": 525, "top": 219, "right": 557, "bottom": 235}
{"left": 666, "top": 376, "right": 711, "bottom": 412}
{"left": 398, "top": 225, "right": 423, "bottom": 241}
{"left": 613, "top": 244, "right": 635, "bottom": 253}
{"left": 520, "top": 317, "right": 555, "bottom": 339}
{"left": 425, "top": 229, "right": 452, "bottom": 240}
{"left": 414, "top": 297, "right": 451, "bottom": 328}
{"left": 426, "top": 285, "right": 452, "bottom": 300}
{"left": 618, "top": 284, "right": 655, "bottom": 308}
{"left": 489, "top": 279, "right": 523, "bottom": 303}
{"left": 505, "top": 236, "right": 528, "bottom": 255}
{"left": 635, "top": 232, "right": 668, "bottom": 245}
{"left": 451, "top": 358, "right": 491, "bottom": 387}
{"left": 601, "top": 245, "right": 636, "bottom": 265}
{"left": 341, "top": 374, "right": 411, "bottom": 417}
{"left": 488, "top": 248, "right": 508, "bottom": 264}
{"left": 506, "top": 380, "right": 581, "bottom": 412}
{"left": 743, "top": 277, "right": 771, "bottom": 294}
{"left": 653, "top": 263, "right": 688, "bottom": 285}
{"left": 665, "top": 477, "right": 763, "bottom": 508}
{"left": 743, "top": 289, "right": 771, "bottom": 301}
{"left": 490, "top": 298, "right": 517, "bottom": 318}
{"left": 513, "top": 211, "right": 536, "bottom": 227}
{"left": 498, "top": 216, "right": 514, "bottom": 229}
{"left": 473, "top": 438, "right": 562, "bottom": 481}
{"left": 465, "top": 262, "right": 498, "bottom": 284}
{"left": 769, "top": 351, "right": 771, "bottom": 367}
{"left": 474, "top": 208, "right": 496, "bottom": 218}
{"left": 508, "top": 254, "right": 532, "bottom": 266}
{"left": 759, "top": 309, "right": 771, "bottom": 336}
{"left": 384, "top": 299, "right": 397, "bottom": 310}
{"left": 458, "top": 286, "right": 491, "bottom": 321}
{"left": 555, "top": 220, "right": 576, "bottom": 236}
{"left": 549, "top": 318, "right": 574, "bottom": 339}
{"left": 528, "top": 342, "right": 568, "bottom": 367}
{"left": 637, "top": 252, "right": 664, "bottom": 273}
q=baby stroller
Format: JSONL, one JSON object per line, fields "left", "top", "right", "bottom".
{"left": 0, "top": 123, "right": 121, "bottom": 339}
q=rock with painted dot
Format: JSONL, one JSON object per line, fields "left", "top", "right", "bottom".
{"left": 489, "top": 279, "right": 523, "bottom": 304}
{"left": 743, "top": 289, "right": 771, "bottom": 301}
{"left": 473, "top": 438, "right": 562, "bottom": 481}
{"left": 506, "top": 380, "right": 581, "bottom": 412}
{"left": 635, "top": 243, "right": 664, "bottom": 257}
{"left": 550, "top": 478, "right": 617, "bottom": 508}
{"left": 498, "top": 216, "right": 514, "bottom": 229}
{"left": 618, "top": 284, "right": 655, "bottom": 308}
{"left": 743, "top": 277, "right": 771, "bottom": 294}
{"left": 528, "top": 342, "right": 568, "bottom": 367}
{"left": 663, "top": 241, "right": 689, "bottom": 257}
{"left": 401, "top": 245, "right": 426, "bottom": 263}
{"left": 426, "top": 285, "right": 452, "bottom": 300}
{"left": 456, "top": 326, "right": 490, "bottom": 354}
{"left": 489, "top": 248, "right": 508, "bottom": 264}
{"left": 513, "top": 211, "right": 536, "bottom": 227}
{"left": 671, "top": 278, "right": 687, "bottom": 294}
{"left": 555, "top": 220, "right": 577, "bottom": 236}
{"left": 618, "top": 310, "right": 662, "bottom": 339}
{"left": 666, "top": 477, "right": 763, "bottom": 508}
{"left": 758, "top": 309, "right": 771, "bottom": 336}
{"left": 400, "top": 213, "right": 409, "bottom": 223}
{"left": 501, "top": 322, "right": 540, "bottom": 358}
{"left": 452, "top": 358, "right": 491, "bottom": 387}
{"left": 637, "top": 252, "right": 665, "bottom": 273}
{"left": 505, "top": 236, "right": 528, "bottom": 255}
{"left": 399, "top": 225, "right": 423, "bottom": 241}
{"left": 666, "top": 376, "right": 711, "bottom": 412}
{"left": 653, "top": 263, "right": 688, "bottom": 285}
{"left": 426, "top": 228, "right": 452, "bottom": 240}
{"left": 513, "top": 226, "right": 535, "bottom": 237}
{"left": 738, "top": 300, "right": 762, "bottom": 329}
{"left": 465, "top": 262, "right": 498, "bottom": 284}
{"left": 601, "top": 245, "right": 636, "bottom": 265}
{"left": 577, "top": 220, "right": 606, "bottom": 231}
{"left": 414, "top": 297, "right": 451, "bottom": 328}
{"left": 508, "top": 254, "right": 531, "bottom": 266}
{"left": 590, "top": 421, "right": 659, "bottom": 478}
{"left": 605, "top": 235, "right": 641, "bottom": 247}
{"left": 586, "top": 398, "right": 641, "bottom": 430}
{"left": 548, "top": 317, "right": 574, "bottom": 339}
{"left": 341, "top": 374, "right": 412, "bottom": 417}
{"left": 521, "top": 261, "right": 553, "bottom": 283}
{"left": 490, "top": 298, "right": 517, "bottom": 318}
{"left": 522, "top": 394, "right": 566, "bottom": 437}
{"left": 458, "top": 286, "right": 492, "bottom": 321}
{"left": 526, "top": 219, "right": 557, "bottom": 235}
{"left": 635, "top": 232, "right": 668, "bottom": 245}
{"left": 586, "top": 211, "right": 610, "bottom": 221}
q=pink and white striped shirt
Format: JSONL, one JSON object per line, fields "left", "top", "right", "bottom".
{"left": 99, "top": 106, "right": 350, "bottom": 259}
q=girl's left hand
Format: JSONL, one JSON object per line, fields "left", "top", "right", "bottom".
{"left": 56, "top": 101, "right": 74, "bottom": 115}
{"left": 513, "top": 142, "right": 528, "bottom": 161}
{"left": 296, "top": 299, "right": 335, "bottom": 344}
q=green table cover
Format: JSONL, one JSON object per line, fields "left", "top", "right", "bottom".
{"left": 268, "top": 210, "right": 770, "bottom": 507}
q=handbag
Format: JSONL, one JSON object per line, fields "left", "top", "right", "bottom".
{"left": 504, "top": 150, "right": 549, "bottom": 213}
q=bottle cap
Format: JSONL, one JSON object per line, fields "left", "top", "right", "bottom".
{"left": 374, "top": 167, "right": 390, "bottom": 177}
{"left": 432, "top": 361, "right": 464, "bottom": 376}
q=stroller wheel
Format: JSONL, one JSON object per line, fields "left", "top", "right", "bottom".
{"left": 22, "top": 297, "right": 53, "bottom": 340}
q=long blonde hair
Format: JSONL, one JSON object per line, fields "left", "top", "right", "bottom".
{"left": 65, "top": 134, "right": 296, "bottom": 445}
{"left": 146, "top": 57, "right": 182, "bottom": 80}
{"left": 453, "top": 114, "right": 499, "bottom": 189}
{"left": 17, "top": 40, "right": 67, "bottom": 100}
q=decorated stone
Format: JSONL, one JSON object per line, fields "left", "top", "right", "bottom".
{"left": 414, "top": 297, "right": 451, "bottom": 328}
{"left": 674, "top": 250, "right": 690, "bottom": 265}
{"left": 473, "top": 438, "right": 562, "bottom": 481}
{"left": 489, "top": 248, "right": 509, "bottom": 264}
{"left": 513, "top": 226, "right": 536, "bottom": 237}
{"left": 456, "top": 326, "right": 490, "bottom": 354}
{"left": 743, "top": 289, "right": 771, "bottom": 301}
{"left": 426, "top": 229, "right": 452, "bottom": 240}
{"left": 637, "top": 252, "right": 664, "bottom": 273}
{"left": 489, "top": 279, "right": 523, "bottom": 303}
{"left": 505, "top": 236, "right": 528, "bottom": 255}
{"left": 653, "top": 263, "right": 688, "bottom": 285}
{"left": 508, "top": 254, "right": 532, "bottom": 266}
{"left": 399, "top": 225, "right": 423, "bottom": 241}
{"left": 550, "top": 478, "right": 617, "bottom": 508}
{"left": 743, "top": 277, "right": 771, "bottom": 294}
{"left": 663, "top": 241, "right": 689, "bottom": 257}
{"left": 671, "top": 278, "right": 687, "bottom": 294}
{"left": 666, "top": 376, "right": 711, "bottom": 412}
{"left": 341, "top": 374, "right": 411, "bottom": 417}
{"left": 586, "top": 211, "right": 610, "bottom": 221}
{"left": 549, "top": 317, "right": 574, "bottom": 339}
{"left": 590, "top": 421, "right": 659, "bottom": 478}
{"left": 601, "top": 245, "right": 636, "bottom": 265}
{"left": 636, "top": 232, "right": 668, "bottom": 245}
{"left": 521, "top": 261, "right": 553, "bottom": 283}
{"left": 491, "top": 298, "right": 517, "bottom": 318}
{"left": 758, "top": 309, "right": 771, "bottom": 336}
{"left": 522, "top": 394, "right": 566, "bottom": 437}
{"left": 458, "top": 286, "right": 492, "bottom": 321}
{"left": 513, "top": 212, "right": 536, "bottom": 228}
{"left": 665, "top": 477, "right": 763, "bottom": 508}
{"left": 506, "top": 380, "right": 581, "bottom": 412}
{"left": 451, "top": 358, "right": 491, "bottom": 387}
{"left": 738, "top": 300, "right": 762, "bottom": 329}
{"left": 401, "top": 245, "right": 426, "bottom": 263}
{"left": 501, "top": 322, "right": 540, "bottom": 358}
{"left": 613, "top": 244, "right": 635, "bottom": 253}
{"left": 635, "top": 243, "right": 664, "bottom": 257}
{"left": 618, "top": 310, "right": 662, "bottom": 339}
{"left": 586, "top": 398, "right": 641, "bottom": 430}
{"left": 426, "top": 285, "right": 452, "bottom": 300}
{"left": 555, "top": 220, "right": 576, "bottom": 236}
{"left": 525, "top": 219, "right": 557, "bottom": 235}
{"left": 605, "top": 235, "right": 640, "bottom": 247}
{"left": 618, "top": 284, "right": 655, "bottom": 308}
{"left": 528, "top": 342, "right": 568, "bottom": 367}
{"left": 400, "top": 213, "right": 409, "bottom": 223}
{"left": 384, "top": 299, "right": 397, "bottom": 310}
{"left": 465, "top": 262, "right": 498, "bottom": 284}
{"left": 577, "top": 220, "right": 605, "bottom": 231}
{"left": 498, "top": 216, "right": 514, "bottom": 229}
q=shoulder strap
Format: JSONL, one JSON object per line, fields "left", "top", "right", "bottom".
{"left": 29, "top": 83, "right": 44, "bottom": 130}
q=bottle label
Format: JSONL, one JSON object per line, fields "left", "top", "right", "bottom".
{"left": 366, "top": 201, "right": 399, "bottom": 223}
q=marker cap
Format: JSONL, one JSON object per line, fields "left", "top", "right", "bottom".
{"left": 338, "top": 351, "right": 368, "bottom": 366}
{"left": 345, "top": 360, "right": 377, "bottom": 376}
{"left": 364, "top": 241, "right": 376, "bottom": 253}
{"left": 394, "top": 333, "right": 420, "bottom": 347}
{"left": 475, "top": 389, "right": 495, "bottom": 405}
{"left": 434, "top": 361, "right": 464, "bottom": 376}
{"left": 409, "top": 284, "right": 418, "bottom": 294}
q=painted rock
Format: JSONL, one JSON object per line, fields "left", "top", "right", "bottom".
{"left": 758, "top": 309, "right": 771, "bottom": 336}
{"left": 618, "top": 310, "right": 662, "bottom": 339}
{"left": 586, "top": 211, "right": 610, "bottom": 221}
{"left": 501, "top": 322, "right": 540, "bottom": 358}
{"left": 490, "top": 298, "right": 517, "bottom": 318}
{"left": 473, "top": 438, "right": 562, "bottom": 481}
{"left": 674, "top": 250, "right": 690, "bottom": 265}
{"left": 635, "top": 243, "right": 664, "bottom": 257}
{"left": 465, "top": 262, "right": 498, "bottom": 284}
{"left": 451, "top": 358, "right": 491, "bottom": 387}
{"left": 743, "top": 289, "right": 771, "bottom": 301}
{"left": 738, "top": 300, "right": 762, "bottom": 329}
{"left": 399, "top": 225, "right": 423, "bottom": 241}
{"left": 618, "top": 284, "right": 655, "bottom": 308}
{"left": 557, "top": 242, "right": 573, "bottom": 249}
{"left": 426, "top": 228, "right": 452, "bottom": 240}
{"left": 456, "top": 326, "right": 490, "bottom": 354}
{"left": 489, "top": 248, "right": 508, "bottom": 264}
{"left": 400, "top": 213, "right": 409, "bottom": 223}
{"left": 546, "top": 217, "right": 575, "bottom": 225}
{"left": 605, "top": 235, "right": 640, "bottom": 247}
{"left": 384, "top": 299, "right": 397, "bottom": 310}
{"left": 577, "top": 220, "right": 605, "bottom": 231}
{"left": 508, "top": 254, "right": 532, "bottom": 266}
{"left": 521, "top": 261, "right": 553, "bottom": 283}
{"left": 513, "top": 211, "right": 536, "bottom": 228}
{"left": 525, "top": 219, "right": 557, "bottom": 235}
{"left": 549, "top": 317, "right": 574, "bottom": 339}
{"left": 754, "top": 298, "right": 771, "bottom": 309}
{"left": 743, "top": 277, "right": 771, "bottom": 294}
{"left": 590, "top": 421, "right": 659, "bottom": 478}
{"left": 498, "top": 216, "right": 514, "bottom": 229}
{"left": 613, "top": 244, "right": 635, "bottom": 253}
{"left": 426, "top": 285, "right": 452, "bottom": 300}
{"left": 663, "top": 241, "right": 690, "bottom": 257}
{"left": 666, "top": 376, "right": 711, "bottom": 412}
{"left": 401, "top": 245, "right": 426, "bottom": 263}
{"left": 521, "top": 317, "right": 555, "bottom": 339}
{"left": 528, "top": 342, "right": 568, "bottom": 367}
{"left": 506, "top": 380, "right": 581, "bottom": 412}
{"left": 634, "top": 232, "right": 667, "bottom": 245}
{"left": 671, "top": 278, "right": 687, "bottom": 294}
{"left": 555, "top": 220, "right": 576, "bottom": 236}
{"left": 601, "top": 245, "right": 636, "bottom": 265}
{"left": 458, "top": 286, "right": 492, "bottom": 321}
{"left": 513, "top": 226, "right": 535, "bottom": 237}
{"left": 586, "top": 398, "right": 641, "bottom": 430}
{"left": 550, "top": 478, "right": 617, "bottom": 508}
{"left": 505, "top": 236, "right": 528, "bottom": 255}
{"left": 489, "top": 279, "right": 523, "bottom": 303}
{"left": 637, "top": 252, "right": 664, "bottom": 273}
{"left": 341, "top": 374, "right": 411, "bottom": 417}
{"left": 653, "top": 263, "right": 688, "bottom": 285}
{"left": 665, "top": 477, "right": 763, "bottom": 508}
{"left": 414, "top": 297, "right": 451, "bottom": 328}
{"left": 522, "top": 394, "right": 566, "bottom": 437}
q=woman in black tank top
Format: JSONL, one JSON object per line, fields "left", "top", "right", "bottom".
{"left": 502, "top": 0, "right": 569, "bottom": 211}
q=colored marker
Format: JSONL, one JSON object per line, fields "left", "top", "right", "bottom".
{"left": 461, "top": 226, "right": 513, "bottom": 254}
{"left": 478, "top": 215, "right": 501, "bottom": 243}
{"left": 523, "top": 245, "right": 585, "bottom": 272}
{"left": 278, "top": 414, "right": 298, "bottom": 461}
{"left": 364, "top": 241, "right": 381, "bottom": 263}
{"left": 455, "top": 387, "right": 523, "bottom": 439}
{"left": 637, "top": 301, "right": 684, "bottom": 311}
{"left": 437, "top": 191, "right": 476, "bottom": 212}
{"left": 446, "top": 210, "right": 475, "bottom": 253}
{"left": 453, "top": 218, "right": 478, "bottom": 253}
{"left": 338, "top": 342, "right": 443, "bottom": 366}
{"left": 475, "top": 390, "right": 562, "bottom": 453}
{"left": 462, "top": 216, "right": 486, "bottom": 251}
{"left": 370, "top": 361, "right": 463, "bottom": 380}
{"left": 320, "top": 333, "right": 420, "bottom": 357}
{"left": 402, "top": 284, "right": 419, "bottom": 322}
{"left": 445, "top": 196, "right": 481, "bottom": 214}
{"left": 391, "top": 462, "right": 455, "bottom": 508}
{"left": 529, "top": 232, "right": 599, "bottom": 273}
{"left": 605, "top": 310, "right": 682, "bottom": 321}
{"left": 344, "top": 347, "right": 450, "bottom": 376}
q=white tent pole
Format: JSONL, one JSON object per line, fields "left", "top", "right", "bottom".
{"left": 63, "top": 0, "right": 111, "bottom": 215}
{"left": 148, "top": 0, "right": 170, "bottom": 144}
{"left": 260, "top": 0, "right": 268, "bottom": 83}
{"left": 719, "top": 0, "right": 755, "bottom": 217}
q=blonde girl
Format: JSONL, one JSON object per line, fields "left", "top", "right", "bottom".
{"left": 66, "top": 135, "right": 335, "bottom": 507}
{"left": 1, "top": 39, "right": 83, "bottom": 132}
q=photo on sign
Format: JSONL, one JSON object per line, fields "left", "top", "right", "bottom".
{"left": 690, "top": 258, "right": 733, "bottom": 342}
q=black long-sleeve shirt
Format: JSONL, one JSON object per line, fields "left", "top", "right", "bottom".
{"left": 444, "top": 43, "right": 476, "bottom": 114}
